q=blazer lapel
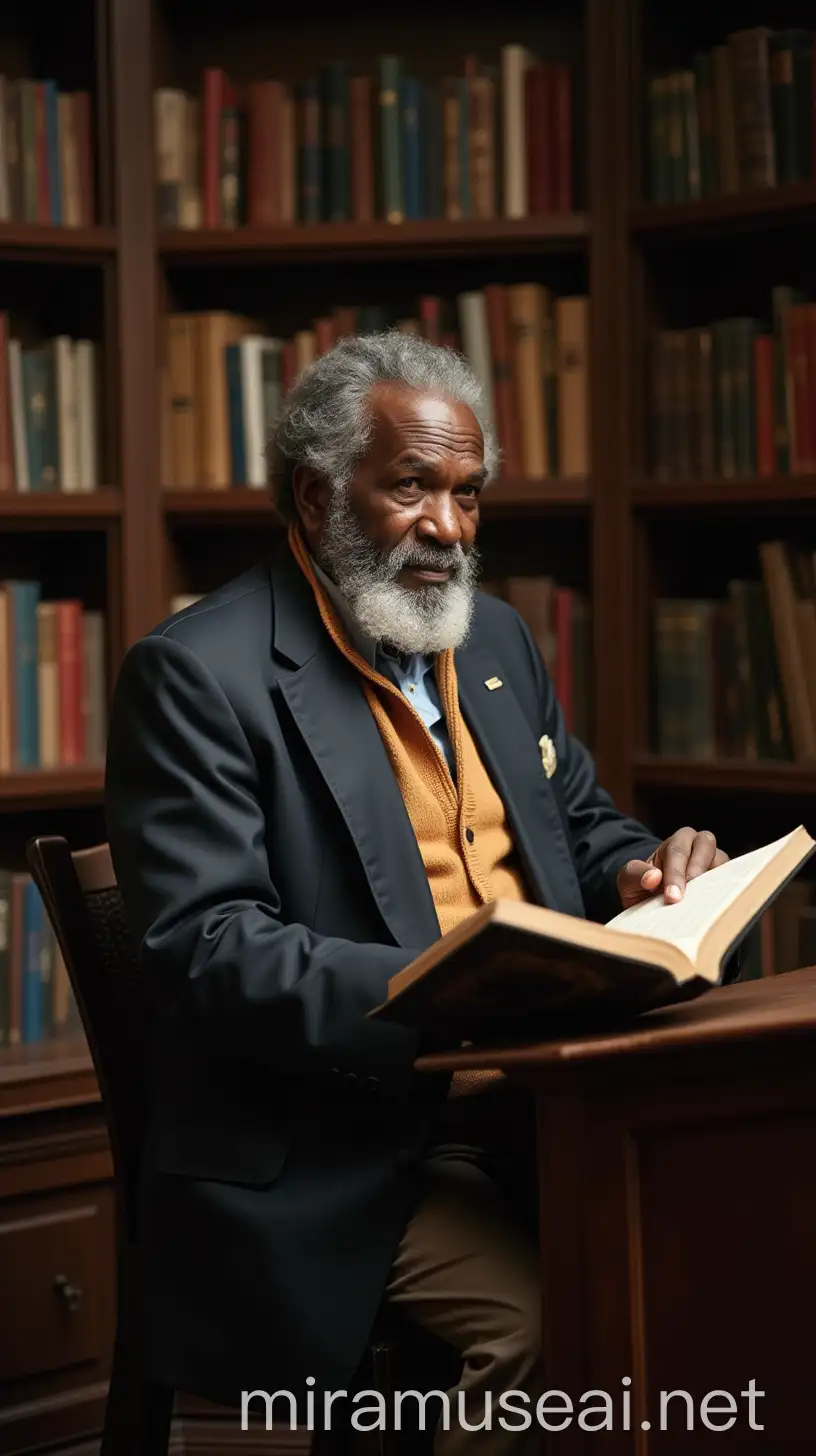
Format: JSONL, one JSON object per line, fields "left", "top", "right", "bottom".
{"left": 455, "top": 639, "right": 586, "bottom": 918}
{"left": 270, "top": 550, "right": 440, "bottom": 951}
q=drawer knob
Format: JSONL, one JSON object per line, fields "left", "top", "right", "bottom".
{"left": 53, "top": 1274, "right": 83, "bottom": 1313}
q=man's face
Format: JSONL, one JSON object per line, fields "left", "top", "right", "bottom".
{"left": 297, "top": 384, "right": 487, "bottom": 656}
{"left": 344, "top": 383, "right": 486, "bottom": 578}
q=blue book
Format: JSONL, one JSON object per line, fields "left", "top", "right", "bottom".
{"left": 7, "top": 580, "right": 40, "bottom": 769}
{"left": 225, "top": 343, "right": 245, "bottom": 485}
{"left": 402, "top": 78, "right": 425, "bottom": 221}
{"left": 22, "top": 881, "right": 45, "bottom": 1044}
{"left": 44, "top": 81, "right": 62, "bottom": 223}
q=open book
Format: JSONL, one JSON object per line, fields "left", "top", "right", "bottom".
{"left": 369, "top": 826, "right": 816, "bottom": 1034}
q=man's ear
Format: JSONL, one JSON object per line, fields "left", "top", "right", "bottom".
{"left": 292, "top": 465, "right": 331, "bottom": 540}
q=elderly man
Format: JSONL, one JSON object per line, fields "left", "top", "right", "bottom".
{"left": 105, "top": 332, "right": 727, "bottom": 1450}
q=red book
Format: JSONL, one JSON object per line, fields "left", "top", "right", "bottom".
{"left": 484, "top": 284, "right": 521, "bottom": 478}
{"left": 74, "top": 91, "right": 95, "bottom": 224}
{"left": 550, "top": 64, "right": 573, "bottom": 212}
{"left": 754, "top": 334, "right": 775, "bottom": 478}
{"left": 554, "top": 588, "right": 573, "bottom": 730}
{"left": 525, "top": 66, "right": 553, "bottom": 215}
{"left": 419, "top": 296, "right": 442, "bottom": 344}
{"left": 55, "top": 600, "right": 84, "bottom": 766}
{"left": 788, "top": 306, "right": 810, "bottom": 475}
{"left": 315, "top": 317, "right": 335, "bottom": 356}
{"left": 349, "top": 76, "right": 374, "bottom": 223}
{"left": 246, "top": 80, "right": 283, "bottom": 226}
{"left": 35, "top": 83, "right": 49, "bottom": 222}
{"left": 202, "top": 68, "right": 225, "bottom": 227}
{"left": 332, "top": 307, "right": 357, "bottom": 338}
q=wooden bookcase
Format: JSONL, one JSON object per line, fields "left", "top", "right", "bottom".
{"left": 1, "top": 0, "right": 816, "bottom": 1450}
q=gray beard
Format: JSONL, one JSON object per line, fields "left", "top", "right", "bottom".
{"left": 315, "top": 488, "right": 480, "bottom": 656}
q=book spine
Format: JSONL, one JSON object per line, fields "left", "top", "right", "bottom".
{"left": 322, "top": 63, "right": 350, "bottom": 222}
{"left": 754, "top": 333, "right": 775, "bottom": 476}
{"left": 44, "top": 80, "right": 61, "bottom": 223}
{"left": 349, "top": 76, "right": 374, "bottom": 222}
{"left": 298, "top": 80, "right": 322, "bottom": 225}
{"left": 729, "top": 27, "right": 776, "bottom": 189}
{"left": 694, "top": 51, "right": 719, "bottom": 196}
{"left": 378, "top": 56, "right": 403, "bottom": 223}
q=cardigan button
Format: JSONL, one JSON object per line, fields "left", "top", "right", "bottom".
{"left": 465, "top": 827, "right": 475, "bottom": 844}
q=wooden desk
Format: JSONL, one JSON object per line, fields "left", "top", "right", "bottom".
{"left": 416, "top": 966, "right": 816, "bottom": 1454}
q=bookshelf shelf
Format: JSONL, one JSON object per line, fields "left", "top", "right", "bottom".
{"left": 631, "top": 183, "right": 816, "bottom": 239}
{"left": 159, "top": 216, "right": 589, "bottom": 266}
{"left": 0, "top": 1034, "right": 95, "bottom": 1100}
{"left": 0, "top": 768, "right": 104, "bottom": 812}
{"left": 0, "top": 224, "right": 118, "bottom": 262}
{"left": 634, "top": 756, "right": 816, "bottom": 797}
{"left": 0, "top": 491, "right": 122, "bottom": 522}
{"left": 632, "top": 478, "right": 816, "bottom": 510}
{"left": 163, "top": 478, "right": 591, "bottom": 523}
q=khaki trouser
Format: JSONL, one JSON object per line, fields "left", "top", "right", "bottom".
{"left": 385, "top": 1088, "right": 544, "bottom": 1454}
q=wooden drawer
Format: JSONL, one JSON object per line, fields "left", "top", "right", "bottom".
{"left": 0, "top": 1185, "right": 114, "bottom": 1384}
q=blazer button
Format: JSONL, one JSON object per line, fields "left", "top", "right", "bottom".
{"left": 362, "top": 1075, "right": 381, "bottom": 1094}
{"left": 465, "top": 827, "right": 475, "bottom": 844}
{"left": 344, "top": 1071, "right": 358, "bottom": 1086}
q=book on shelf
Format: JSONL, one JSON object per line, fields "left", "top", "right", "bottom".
{"left": 0, "top": 316, "right": 100, "bottom": 493}
{"left": 0, "top": 871, "right": 82, "bottom": 1048}
{"left": 648, "top": 286, "right": 816, "bottom": 480}
{"left": 0, "top": 75, "right": 95, "bottom": 226}
{"left": 153, "top": 48, "right": 575, "bottom": 229}
{"left": 160, "top": 289, "right": 589, "bottom": 490}
{"left": 652, "top": 538, "right": 816, "bottom": 763}
{"left": 0, "top": 587, "right": 106, "bottom": 773}
{"left": 369, "top": 825, "right": 816, "bottom": 1034}
{"left": 645, "top": 26, "right": 814, "bottom": 205}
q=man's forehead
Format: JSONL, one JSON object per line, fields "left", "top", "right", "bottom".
{"left": 366, "top": 383, "right": 484, "bottom": 456}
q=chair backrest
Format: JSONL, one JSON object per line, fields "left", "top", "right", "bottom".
{"left": 26, "top": 835, "right": 148, "bottom": 1240}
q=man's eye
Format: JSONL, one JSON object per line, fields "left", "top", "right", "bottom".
{"left": 457, "top": 484, "right": 480, "bottom": 498}
{"left": 395, "top": 477, "right": 422, "bottom": 490}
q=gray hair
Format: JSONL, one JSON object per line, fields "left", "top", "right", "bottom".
{"left": 268, "top": 329, "right": 499, "bottom": 519}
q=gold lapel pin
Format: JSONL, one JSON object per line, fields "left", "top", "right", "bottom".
{"left": 485, "top": 676, "right": 503, "bottom": 690}
{"left": 539, "top": 734, "right": 557, "bottom": 778}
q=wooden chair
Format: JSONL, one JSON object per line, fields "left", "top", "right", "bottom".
{"left": 25, "top": 834, "right": 412, "bottom": 1456}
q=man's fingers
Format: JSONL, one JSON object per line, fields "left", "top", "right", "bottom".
{"left": 660, "top": 827, "right": 696, "bottom": 902}
{"left": 686, "top": 829, "right": 718, "bottom": 881}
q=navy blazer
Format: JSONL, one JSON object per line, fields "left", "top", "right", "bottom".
{"left": 104, "top": 541, "right": 660, "bottom": 1406}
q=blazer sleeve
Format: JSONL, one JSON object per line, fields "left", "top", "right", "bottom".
{"left": 513, "top": 612, "right": 662, "bottom": 924}
{"left": 104, "top": 633, "right": 421, "bottom": 1092}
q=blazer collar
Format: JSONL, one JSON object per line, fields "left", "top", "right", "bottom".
{"left": 269, "top": 542, "right": 441, "bottom": 950}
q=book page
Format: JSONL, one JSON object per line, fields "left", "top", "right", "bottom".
{"left": 604, "top": 829, "right": 804, "bottom": 962}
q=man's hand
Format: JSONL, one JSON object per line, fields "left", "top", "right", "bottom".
{"left": 617, "top": 826, "right": 728, "bottom": 910}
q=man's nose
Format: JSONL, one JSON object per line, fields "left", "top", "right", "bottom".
{"left": 416, "top": 497, "right": 462, "bottom": 547}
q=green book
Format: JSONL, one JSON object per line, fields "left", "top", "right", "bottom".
{"left": 769, "top": 30, "right": 813, "bottom": 184}
{"left": 693, "top": 51, "right": 720, "bottom": 196}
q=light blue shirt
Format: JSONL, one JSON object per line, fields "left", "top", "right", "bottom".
{"left": 311, "top": 558, "right": 456, "bottom": 777}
